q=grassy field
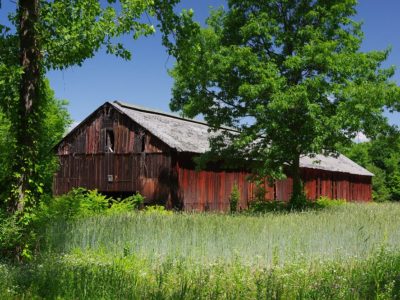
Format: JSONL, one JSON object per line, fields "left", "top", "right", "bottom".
{"left": 2, "top": 203, "right": 400, "bottom": 299}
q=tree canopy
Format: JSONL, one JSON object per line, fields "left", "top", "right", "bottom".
{"left": 164, "top": 0, "right": 400, "bottom": 205}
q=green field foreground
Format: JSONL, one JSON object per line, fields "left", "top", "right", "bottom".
{"left": 2, "top": 203, "right": 400, "bottom": 299}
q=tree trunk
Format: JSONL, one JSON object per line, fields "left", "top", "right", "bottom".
{"left": 11, "top": 0, "right": 41, "bottom": 212}
{"left": 290, "top": 153, "right": 305, "bottom": 207}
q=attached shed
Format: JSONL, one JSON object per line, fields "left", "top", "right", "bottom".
{"left": 54, "top": 101, "right": 373, "bottom": 210}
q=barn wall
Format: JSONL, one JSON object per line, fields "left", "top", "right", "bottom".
{"left": 302, "top": 168, "right": 372, "bottom": 202}
{"left": 175, "top": 163, "right": 372, "bottom": 211}
{"left": 55, "top": 152, "right": 372, "bottom": 210}
{"left": 175, "top": 167, "right": 277, "bottom": 211}
{"left": 53, "top": 153, "right": 172, "bottom": 202}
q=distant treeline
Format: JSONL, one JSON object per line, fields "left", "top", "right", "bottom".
{"left": 342, "top": 129, "right": 400, "bottom": 202}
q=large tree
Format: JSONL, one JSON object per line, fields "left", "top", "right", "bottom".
{"left": 0, "top": 0, "right": 178, "bottom": 258}
{"left": 0, "top": 0, "right": 178, "bottom": 212}
{"left": 164, "top": 0, "right": 400, "bottom": 205}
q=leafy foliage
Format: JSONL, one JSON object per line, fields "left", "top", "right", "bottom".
{"left": 108, "top": 192, "right": 145, "bottom": 214}
{"left": 163, "top": 0, "right": 400, "bottom": 204}
{"left": 248, "top": 199, "right": 287, "bottom": 213}
{"left": 314, "top": 197, "right": 346, "bottom": 209}
{"left": 342, "top": 130, "right": 400, "bottom": 201}
{"left": 144, "top": 205, "right": 173, "bottom": 215}
{"left": 229, "top": 183, "right": 240, "bottom": 212}
{"left": 39, "top": 188, "right": 146, "bottom": 221}
{"left": 0, "top": 81, "right": 71, "bottom": 200}
{"left": 248, "top": 197, "right": 346, "bottom": 213}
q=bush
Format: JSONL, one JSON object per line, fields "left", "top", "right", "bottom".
{"left": 0, "top": 210, "right": 40, "bottom": 261}
{"left": 108, "top": 193, "right": 145, "bottom": 214}
{"left": 289, "top": 192, "right": 309, "bottom": 209}
{"left": 248, "top": 200, "right": 287, "bottom": 213}
{"left": 314, "top": 197, "right": 347, "bottom": 209}
{"left": 0, "top": 212, "right": 23, "bottom": 258}
{"left": 248, "top": 196, "right": 347, "bottom": 213}
{"left": 40, "top": 189, "right": 147, "bottom": 220}
{"left": 229, "top": 184, "right": 240, "bottom": 213}
{"left": 143, "top": 205, "right": 173, "bottom": 215}
{"left": 40, "top": 188, "right": 109, "bottom": 220}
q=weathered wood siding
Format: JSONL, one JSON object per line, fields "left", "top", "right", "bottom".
{"left": 53, "top": 153, "right": 171, "bottom": 201}
{"left": 176, "top": 165, "right": 372, "bottom": 211}
{"left": 57, "top": 104, "right": 168, "bottom": 155}
{"left": 301, "top": 168, "right": 372, "bottom": 202}
{"left": 54, "top": 103, "right": 372, "bottom": 211}
{"left": 54, "top": 104, "right": 172, "bottom": 200}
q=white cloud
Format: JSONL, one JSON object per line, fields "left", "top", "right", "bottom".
{"left": 353, "top": 132, "right": 370, "bottom": 143}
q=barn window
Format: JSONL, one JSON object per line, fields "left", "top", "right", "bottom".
{"left": 105, "top": 129, "right": 114, "bottom": 153}
{"left": 105, "top": 106, "right": 112, "bottom": 117}
{"left": 141, "top": 134, "right": 146, "bottom": 152}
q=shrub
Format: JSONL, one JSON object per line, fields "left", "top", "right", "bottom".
{"left": 229, "top": 184, "right": 240, "bottom": 213}
{"left": 143, "top": 205, "right": 173, "bottom": 215}
{"left": 39, "top": 188, "right": 110, "bottom": 220}
{"left": 314, "top": 197, "right": 347, "bottom": 209}
{"left": 248, "top": 200, "right": 287, "bottom": 213}
{"left": 0, "top": 209, "right": 40, "bottom": 261}
{"left": 108, "top": 193, "right": 145, "bottom": 214}
{"left": 121, "top": 193, "right": 145, "bottom": 209}
{"left": 80, "top": 189, "right": 109, "bottom": 215}
{"left": 289, "top": 192, "right": 309, "bottom": 209}
{"left": 41, "top": 189, "right": 150, "bottom": 220}
{"left": 0, "top": 212, "right": 23, "bottom": 258}
{"left": 248, "top": 196, "right": 347, "bottom": 213}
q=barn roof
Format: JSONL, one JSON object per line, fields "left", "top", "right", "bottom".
{"left": 299, "top": 154, "right": 373, "bottom": 177}
{"left": 111, "top": 101, "right": 221, "bottom": 153}
{"left": 110, "top": 101, "right": 373, "bottom": 177}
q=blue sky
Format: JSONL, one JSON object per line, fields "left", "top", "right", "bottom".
{"left": 1, "top": 0, "right": 400, "bottom": 127}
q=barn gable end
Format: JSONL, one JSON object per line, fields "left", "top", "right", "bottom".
{"left": 54, "top": 101, "right": 374, "bottom": 210}
{"left": 54, "top": 103, "right": 173, "bottom": 202}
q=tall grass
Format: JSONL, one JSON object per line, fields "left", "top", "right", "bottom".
{"left": 3, "top": 248, "right": 400, "bottom": 299}
{"left": 2, "top": 203, "right": 400, "bottom": 299}
{"left": 44, "top": 203, "right": 400, "bottom": 265}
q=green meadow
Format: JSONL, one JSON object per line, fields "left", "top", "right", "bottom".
{"left": 2, "top": 203, "right": 400, "bottom": 299}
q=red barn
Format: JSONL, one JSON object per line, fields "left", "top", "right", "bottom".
{"left": 54, "top": 101, "right": 373, "bottom": 210}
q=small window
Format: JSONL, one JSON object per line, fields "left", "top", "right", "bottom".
{"left": 105, "top": 106, "right": 112, "bottom": 117}
{"left": 141, "top": 134, "right": 146, "bottom": 152}
{"left": 105, "top": 129, "right": 114, "bottom": 153}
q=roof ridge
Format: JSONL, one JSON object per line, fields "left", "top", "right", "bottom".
{"left": 112, "top": 100, "right": 238, "bottom": 132}
{"left": 113, "top": 100, "right": 211, "bottom": 127}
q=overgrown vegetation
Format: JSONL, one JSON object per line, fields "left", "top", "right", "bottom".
{"left": 38, "top": 188, "right": 145, "bottom": 221}
{"left": 0, "top": 188, "right": 144, "bottom": 259}
{"left": 1, "top": 202, "right": 400, "bottom": 298}
{"left": 229, "top": 183, "right": 240, "bottom": 212}
{"left": 0, "top": 81, "right": 71, "bottom": 259}
{"left": 249, "top": 196, "right": 347, "bottom": 213}
{"left": 0, "top": 81, "right": 71, "bottom": 200}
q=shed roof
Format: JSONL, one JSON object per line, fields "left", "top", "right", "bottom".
{"left": 109, "top": 101, "right": 372, "bottom": 177}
